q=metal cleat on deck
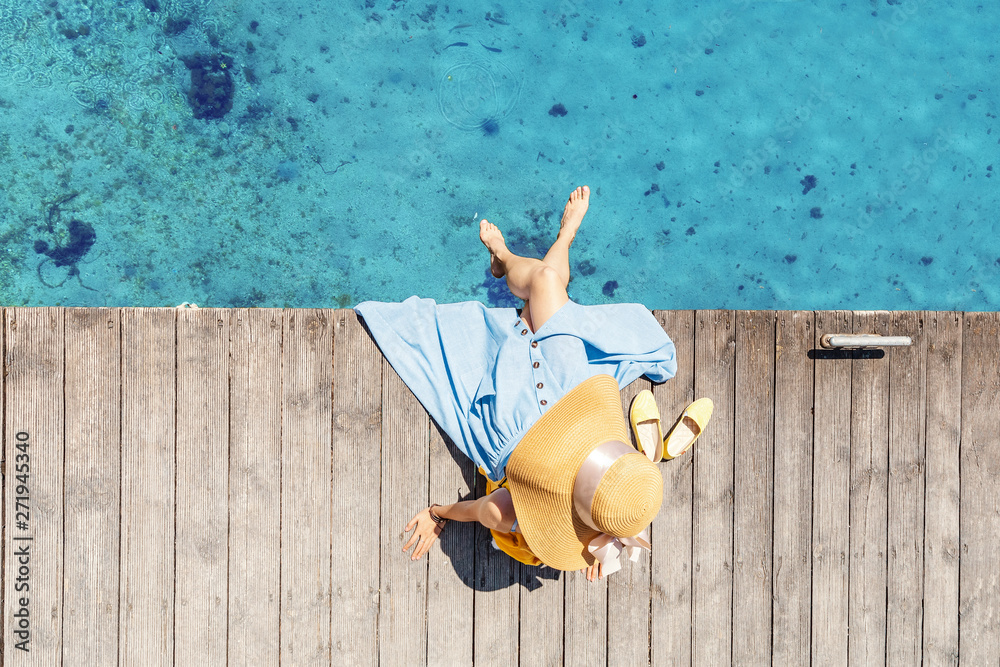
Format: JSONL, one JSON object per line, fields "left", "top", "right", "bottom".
{"left": 819, "top": 334, "right": 911, "bottom": 349}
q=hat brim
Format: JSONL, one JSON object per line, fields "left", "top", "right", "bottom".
{"left": 505, "top": 374, "right": 633, "bottom": 571}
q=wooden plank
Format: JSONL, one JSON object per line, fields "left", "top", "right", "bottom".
{"left": 958, "top": 312, "right": 1000, "bottom": 664}
{"left": 564, "top": 568, "right": 607, "bottom": 667}
{"left": 691, "top": 310, "right": 735, "bottom": 667}
{"left": 426, "top": 423, "right": 475, "bottom": 667}
{"left": 651, "top": 310, "right": 695, "bottom": 667}
{"left": 280, "top": 309, "right": 333, "bottom": 664}
{"left": 810, "top": 311, "right": 852, "bottom": 667}
{"left": 886, "top": 312, "right": 926, "bottom": 666}
{"left": 921, "top": 312, "right": 961, "bottom": 665}
{"left": 473, "top": 475, "right": 519, "bottom": 667}
{"left": 519, "top": 562, "right": 564, "bottom": 666}
{"left": 848, "top": 311, "right": 890, "bottom": 666}
{"left": 1, "top": 306, "right": 3, "bottom": 656}
{"left": 331, "top": 310, "right": 382, "bottom": 666}
{"left": 119, "top": 308, "right": 176, "bottom": 665}
{"left": 62, "top": 308, "right": 121, "bottom": 664}
{"left": 607, "top": 376, "right": 652, "bottom": 667}
{"left": 1, "top": 306, "right": 3, "bottom": 657}
{"left": 174, "top": 308, "right": 230, "bottom": 664}
{"left": 771, "top": 311, "right": 814, "bottom": 665}
{"left": 732, "top": 310, "right": 775, "bottom": 666}
{"left": 228, "top": 308, "right": 282, "bottom": 666}
{"left": 378, "top": 359, "right": 430, "bottom": 663}
{"left": 3, "top": 308, "right": 64, "bottom": 665}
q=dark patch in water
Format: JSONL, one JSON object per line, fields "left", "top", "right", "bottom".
{"left": 479, "top": 117, "right": 500, "bottom": 136}
{"left": 182, "top": 52, "right": 235, "bottom": 119}
{"left": 483, "top": 271, "right": 521, "bottom": 308}
{"left": 34, "top": 219, "right": 96, "bottom": 267}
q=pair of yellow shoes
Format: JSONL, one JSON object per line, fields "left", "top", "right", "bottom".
{"left": 629, "top": 391, "right": 713, "bottom": 463}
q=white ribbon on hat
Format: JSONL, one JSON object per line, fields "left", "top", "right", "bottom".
{"left": 587, "top": 530, "right": 651, "bottom": 576}
{"left": 572, "top": 439, "right": 652, "bottom": 575}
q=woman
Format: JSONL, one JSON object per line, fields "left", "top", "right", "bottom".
{"left": 355, "top": 186, "right": 678, "bottom": 581}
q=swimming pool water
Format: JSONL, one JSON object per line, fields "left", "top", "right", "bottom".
{"left": 0, "top": 0, "right": 996, "bottom": 310}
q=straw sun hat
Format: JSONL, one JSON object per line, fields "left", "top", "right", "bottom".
{"left": 505, "top": 374, "right": 663, "bottom": 572}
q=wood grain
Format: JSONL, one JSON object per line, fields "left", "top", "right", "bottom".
{"left": 331, "top": 310, "right": 383, "bottom": 666}
{"left": 921, "top": 312, "right": 961, "bottom": 666}
{"left": 564, "top": 567, "right": 608, "bottom": 667}
{"left": 378, "top": 359, "right": 430, "bottom": 664}
{"left": 958, "top": 312, "right": 1000, "bottom": 664}
{"left": 691, "top": 310, "right": 735, "bottom": 667}
{"left": 175, "top": 308, "right": 230, "bottom": 665}
{"left": 732, "top": 310, "right": 775, "bottom": 666}
{"left": 519, "top": 564, "right": 564, "bottom": 667}
{"left": 473, "top": 496, "right": 519, "bottom": 667}
{"left": 228, "top": 309, "right": 282, "bottom": 666}
{"left": 279, "top": 310, "right": 333, "bottom": 665}
{"left": 426, "top": 422, "right": 476, "bottom": 666}
{"left": 651, "top": 310, "right": 695, "bottom": 667}
{"left": 119, "top": 308, "right": 176, "bottom": 666}
{"left": 1, "top": 307, "right": 995, "bottom": 666}
{"left": 886, "top": 312, "right": 926, "bottom": 666}
{"left": 811, "top": 311, "right": 852, "bottom": 667}
{"left": 770, "top": 311, "right": 813, "bottom": 666}
{"left": 848, "top": 312, "right": 891, "bottom": 667}
{"left": 62, "top": 308, "right": 121, "bottom": 665}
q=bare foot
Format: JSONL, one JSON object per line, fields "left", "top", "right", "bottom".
{"left": 558, "top": 185, "right": 590, "bottom": 245}
{"left": 479, "top": 220, "right": 509, "bottom": 278}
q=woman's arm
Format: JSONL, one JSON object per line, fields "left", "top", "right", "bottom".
{"left": 436, "top": 487, "right": 515, "bottom": 531}
{"left": 405, "top": 492, "right": 606, "bottom": 582}
{"left": 402, "top": 488, "right": 516, "bottom": 561}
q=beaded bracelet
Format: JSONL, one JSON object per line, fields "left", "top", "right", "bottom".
{"left": 428, "top": 504, "right": 448, "bottom": 525}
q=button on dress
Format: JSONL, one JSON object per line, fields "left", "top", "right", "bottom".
{"left": 355, "top": 297, "right": 677, "bottom": 482}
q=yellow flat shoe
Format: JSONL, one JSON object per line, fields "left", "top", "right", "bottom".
{"left": 663, "top": 398, "right": 714, "bottom": 460}
{"left": 629, "top": 390, "right": 664, "bottom": 462}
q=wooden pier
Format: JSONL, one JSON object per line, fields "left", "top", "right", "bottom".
{"left": 2, "top": 308, "right": 998, "bottom": 666}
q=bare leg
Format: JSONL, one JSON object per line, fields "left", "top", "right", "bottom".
{"left": 541, "top": 185, "right": 589, "bottom": 286}
{"left": 479, "top": 186, "right": 591, "bottom": 332}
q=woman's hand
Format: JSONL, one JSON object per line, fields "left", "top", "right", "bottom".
{"left": 402, "top": 507, "right": 445, "bottom": 561}
{"left": 580, "top": 560, "right": 603, "bottom": 582}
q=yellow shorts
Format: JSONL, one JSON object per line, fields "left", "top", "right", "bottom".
{"left": 480, "top": 468, "right": 543, "bottom": 567}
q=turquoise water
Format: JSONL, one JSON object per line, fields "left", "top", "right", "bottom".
{"left": 0, "top": 0, "right": 996, "bottom": 310}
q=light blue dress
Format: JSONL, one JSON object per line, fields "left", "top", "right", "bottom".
{"left": 354, "top": 297, "right": 677, "bottom": 481}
